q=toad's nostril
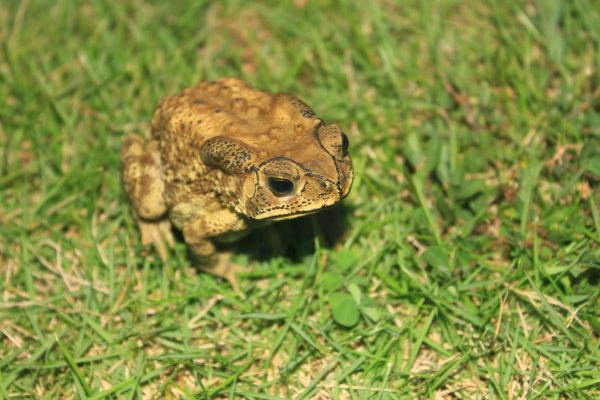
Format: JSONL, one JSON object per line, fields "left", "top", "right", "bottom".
{"left": 319, "top": 179, "right": 334, "bottom": 192}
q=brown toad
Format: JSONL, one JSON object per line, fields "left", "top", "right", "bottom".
{"left": 121, "top": 78, "right": 353, "bottom": 288}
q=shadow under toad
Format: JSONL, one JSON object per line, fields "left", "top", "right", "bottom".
{"left": 236, "top": 202, "right": 355, "bottom": 264}
{"left": 173, "top": 203, "right": 355, "bottom": 272}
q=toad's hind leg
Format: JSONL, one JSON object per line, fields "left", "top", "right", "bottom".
{"left": 121, "top": 134, "right": 174, "bottom": 260}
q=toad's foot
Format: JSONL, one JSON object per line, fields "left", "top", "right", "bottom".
{"left": 201, "top": 252, "right": 248, "bottom": 294}
{"left": 138, "top": 218, "right": 175, "bottom": 261}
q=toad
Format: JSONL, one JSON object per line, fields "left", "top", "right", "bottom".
{"left": 121, "top": 78, "right": 353, "bottom": 289}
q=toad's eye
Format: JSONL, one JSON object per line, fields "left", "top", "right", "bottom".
{"left": 267, "top": 177, "right": 295, "bottom": 197}
{"left": 341, "top": 132, "right": 349, "bottom": 154}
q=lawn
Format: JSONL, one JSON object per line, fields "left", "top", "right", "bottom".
{"left": 1, "top": 0, "right": 599, "bottom": 398}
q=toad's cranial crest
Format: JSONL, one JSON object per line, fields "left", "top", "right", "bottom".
{"left": 121, "top": 77, "right": 353, "bottom": 289}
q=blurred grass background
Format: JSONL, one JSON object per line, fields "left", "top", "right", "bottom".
{"left": 1, "top": 0, "right": 599, "bottom": 398}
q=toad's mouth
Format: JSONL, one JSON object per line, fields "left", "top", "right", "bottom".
{"left": 265, "top": 209, "right": 319, "bottom": 221}
{"left": 251, "top": 203, "right": 339, "bottom": 222}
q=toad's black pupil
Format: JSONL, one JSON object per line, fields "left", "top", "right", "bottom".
{"left": 341, "top": 132, "right": 349, "bottom": 153}
{"left": 267, "top": 177, "right": 294, "bottom": 196}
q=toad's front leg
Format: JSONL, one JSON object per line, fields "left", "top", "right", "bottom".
{"left": 175, "top": 206, "right": 249, "bottom": 291}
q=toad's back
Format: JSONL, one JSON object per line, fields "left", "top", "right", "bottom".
{"left": 151, "top": 78, "right": 281, "bottom": 144}
{"left": 148, "top": 78, "right": 324, "bottom": 181}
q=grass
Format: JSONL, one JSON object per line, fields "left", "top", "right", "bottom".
{"left": 1, "top": 0, "right": 599, "bottom": 398}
